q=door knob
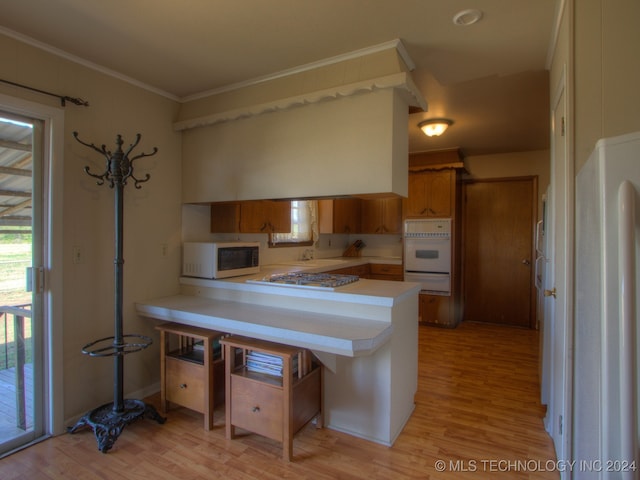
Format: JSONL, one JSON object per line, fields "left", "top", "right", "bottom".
{"left": 522, "top": 259, "right": 531, "bottom": 266}
{"left": 544, "top": 288, "right": 557, "bottom": 298}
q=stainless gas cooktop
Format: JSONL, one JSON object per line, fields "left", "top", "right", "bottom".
{"left": 247, "top": 272, "right": 359, "bottom": 290}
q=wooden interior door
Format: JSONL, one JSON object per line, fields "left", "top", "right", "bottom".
{"left": 462, "top": 177, "right": 537, "bottom": 327}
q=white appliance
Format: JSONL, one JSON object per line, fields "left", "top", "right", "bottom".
{"left": 403, "top": 218, "right": 451, "bottom": 295}
{"left": 182, "top": 242, "right": 260, "bottom": 279}
{"left": 574, "top": 131, "right": 639, "bottom": 474}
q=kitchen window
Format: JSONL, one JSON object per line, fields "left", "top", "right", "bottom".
{"left": 270, "top": 200, "right": 318, "bottom": 247}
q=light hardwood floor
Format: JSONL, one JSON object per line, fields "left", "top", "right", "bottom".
{"left": 0, "top": 322, "right": 559, "bottom": 479}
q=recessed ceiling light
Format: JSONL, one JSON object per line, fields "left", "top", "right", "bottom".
{"left": 452, "top": 9, "right": 483, "bottom": 26}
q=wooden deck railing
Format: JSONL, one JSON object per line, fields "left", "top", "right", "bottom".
{"left": 0, "top": 304, "right": 32, "bottom": 430}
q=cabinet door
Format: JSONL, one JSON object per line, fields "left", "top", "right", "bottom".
{"left": 419, "top": 294, "right": 452, "bottom": 326}
{"left": 404, "top": 174, "right": 429, "bottom": 217}
{"left": 426, "top": 170, "right": 453, "bottom": 217}
{"left": 333, "top": 198, "right": 362, "bottom": 234}
{"left": 240, "top": 201, "right": 291, "bottom": 233}
{"left": 318, "top": 198, "right": 361, "bottom": 234}
{"left": 211, "top": 202, "right": 241, "bottom": 233}
{"left": 381, "top": 198, "right": 402, "bottom": 233}
{"left": 361, "top": 198, "right": 401, "bottom": 234}
{"left": 404, "top": 171, "right": 453, "bottom": 218}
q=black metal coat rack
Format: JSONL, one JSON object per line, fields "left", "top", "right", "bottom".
{"left": 68, "top": 132, "right": 165, "bottom": 452}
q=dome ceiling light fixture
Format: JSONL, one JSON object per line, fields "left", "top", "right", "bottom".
{"left": 452, "top": 9, "right": 484, "bottom": 26}
{"left": 418, "top": 118, "right": 453, "bottom": 137}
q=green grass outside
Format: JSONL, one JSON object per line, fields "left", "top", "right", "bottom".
{"left": 0, "top": 237, "right": 33, "bottom": 369}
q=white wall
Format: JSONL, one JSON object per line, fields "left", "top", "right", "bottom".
{"left": 574, "top": 0, "right": 640, "bottom": 170}
{"left": 0, "top": 33, "right": 183, "bottom": 424}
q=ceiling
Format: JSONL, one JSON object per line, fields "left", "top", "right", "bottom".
{"left": 0, "top": 0, "right": 558, "bottom": 156}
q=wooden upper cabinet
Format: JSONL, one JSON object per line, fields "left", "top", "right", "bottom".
{"left": 360, "top": 197, "right": 402, "bottom": 234}
{"left": 211, "top": 200, "right": 291, "bottom": 233}
{"left": 404, "top": 170, "right": 454, "bottom": 218}
{"left": 318, "top": 198, "right": 362, "bottom": 234}
{"left": 210, "top": 202, "right": 241, "bottom": 233}
{"left": 239, "top": 200, "right": 291, "bottom": 233}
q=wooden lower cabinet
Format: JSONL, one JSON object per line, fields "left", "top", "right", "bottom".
{"left": 419, "top": 293, "right": 457, "bottom": 328}
{"left": 368, "top": 263, "right": 403, "bottom": 281}
{"left": 156, "top": 323, "right": 226, "bottom": 430}
{"left": 326, "top": 264, "right": 371, "bottom": 278}
{"left": 221, "top": 336, "right": 322, "bottom": 462}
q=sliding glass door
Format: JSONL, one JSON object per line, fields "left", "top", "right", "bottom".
{"left": 0, "top": 111, "right": 44, "bottom": 456}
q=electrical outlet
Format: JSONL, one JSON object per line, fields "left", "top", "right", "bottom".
{"left": 161, "top": 243, "right": 168, "bottom": 257}
{"left": 72, "top": 246, "right": 82, "bottom": 264}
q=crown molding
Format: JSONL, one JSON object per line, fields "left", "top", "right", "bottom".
{"left": 180, "top": 39, "right": 416, "bottom": 103}
{"left": 174, "top": 71, "right": 427, "bottom": 131}
{"left": 0, "top": 26, "right": 180, "bottom": 102}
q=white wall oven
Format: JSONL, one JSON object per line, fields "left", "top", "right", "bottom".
{"left": 403, "top": 218, "right": 451, "bottom": 295}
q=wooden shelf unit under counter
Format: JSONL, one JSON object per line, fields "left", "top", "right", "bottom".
{"left": 156, "top": 322, "right": 226, "bottom": 430}
{"left": 220, "top": 336, "right": 322, "bottom": 461}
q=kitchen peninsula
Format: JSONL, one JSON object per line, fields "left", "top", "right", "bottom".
{"left": 136, "top": 259, "right": 420, "bottom": 446}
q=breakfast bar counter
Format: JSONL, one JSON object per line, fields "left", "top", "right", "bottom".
{"left": 136, "top": 272, "right": 420, "bottom": 447}
{"left": 136, "top": 294, "right": 394, "bottom": 357}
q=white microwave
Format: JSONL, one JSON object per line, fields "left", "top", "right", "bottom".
{"left": 182, "top": 242, "right": 260, "bottom": 279}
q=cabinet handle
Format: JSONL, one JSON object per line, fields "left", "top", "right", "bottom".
{"left": 179, "top": 383, "right": 187, "bottom": 389}
{"left": 420, "top": 208, "right": 427, "bottom": 215}
{"left": 252, "top": 406, "right": 260, "bottom": 413}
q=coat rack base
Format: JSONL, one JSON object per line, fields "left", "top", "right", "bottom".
{"left": 68, "top": 399, "right": 166, "bottom": 453}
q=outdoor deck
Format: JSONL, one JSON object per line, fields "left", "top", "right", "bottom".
{"left": 0, "top": 303, "right": 33, "bottom": 448}
{"left": 0, "top": 363, "right": 33, "bottom": 445}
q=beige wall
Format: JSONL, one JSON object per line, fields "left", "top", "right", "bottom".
{"left": 574, "top": 0, "right": 640, "bottom": 169}
{"left": 0, "top": 33, "right": 183, "bottom": 423}
{"left": 463, "top": 150, "right": 550, "bottom": 221}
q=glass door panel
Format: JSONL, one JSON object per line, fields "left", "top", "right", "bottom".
{"left": 0, "top": 111, "right": 42, "bottom": 456}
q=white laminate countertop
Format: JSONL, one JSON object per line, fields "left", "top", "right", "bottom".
{"left": 137, "top": 255, "right": 418, "bottom": 357}
{"left": 178, "top": 255, "right": 414, "bottom": 307}
{"left": 136, "top": 294, "right": 393, "bottom": 357}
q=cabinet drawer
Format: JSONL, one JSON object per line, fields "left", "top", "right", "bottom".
{"left": 369, "top": 264, "right": 403, "bottom": 281}
{"left": 166, "top": 357, "right": 205, "bottom": 413}
{"left": 231, "top": 374, "right": 283, "bottom": 441}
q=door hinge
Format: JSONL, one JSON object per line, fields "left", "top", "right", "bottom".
{"left": 26, "top": 266, "right": 44, "bottom": 293}
{"left": 561, "top": 117, "right": 565, "bottom": 137}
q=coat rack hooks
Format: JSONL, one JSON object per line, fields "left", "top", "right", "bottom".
{"left": 67, "top": 132, "right": 165, "bottom": 453}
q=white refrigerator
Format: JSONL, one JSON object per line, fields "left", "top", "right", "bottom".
{"left": 574, "top": 131, "right": 639, "bottom": 477}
